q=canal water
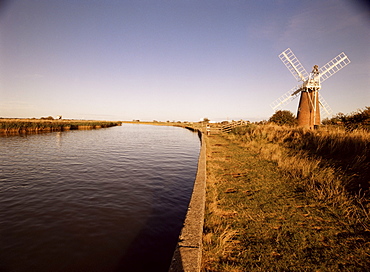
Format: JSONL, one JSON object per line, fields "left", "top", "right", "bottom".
{"left": 0, "top": 124, "right": 200, "bottom": 272}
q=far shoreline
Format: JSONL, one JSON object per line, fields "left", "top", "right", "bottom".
{"left": 0, "top": 118, "right": 122, "bottom": 135}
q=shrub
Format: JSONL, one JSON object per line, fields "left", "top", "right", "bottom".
{"left": 268, "top": 110, "right": 297, "bottom": 126}
{"left": 323, "top": 106, "right": 370, "bottom": 131}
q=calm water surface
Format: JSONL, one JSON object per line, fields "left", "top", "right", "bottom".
{"left": 0, "top": 124, "right": 200, "bottom": 272}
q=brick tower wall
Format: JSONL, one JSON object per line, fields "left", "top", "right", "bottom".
{"left": 297, "top": 90, "right": 320, "bottom": 129}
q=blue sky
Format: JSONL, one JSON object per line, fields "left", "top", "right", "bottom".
{"left": 1, "top": 0, "right": 369, "bottom": 121}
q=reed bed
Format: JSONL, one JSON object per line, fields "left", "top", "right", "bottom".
{"left": 0, "top": 119, "right": 122, "bottom": 134}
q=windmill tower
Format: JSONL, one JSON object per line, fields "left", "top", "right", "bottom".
{"left": 270, "top": 48, "right": 350, "bottom": 129}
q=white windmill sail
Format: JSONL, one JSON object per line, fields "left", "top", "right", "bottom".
{"left": 318, "top": 94, "right": 333, "bottom": 117}
{"left": 319, "top": 52, "right": 350, "bottom": 83}
{"left": 279, "top": 48, "right": 309, "bottom": 82}
{"left": 270, "top": 85, "right": 303, "bottom": 111}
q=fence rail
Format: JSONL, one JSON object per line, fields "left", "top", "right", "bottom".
{"left": 221, "top": 120, "right": 247, "bottom": 133}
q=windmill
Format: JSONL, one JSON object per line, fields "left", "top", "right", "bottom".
{"left": 270, "top": 48, "right": 350, "bottom": 129}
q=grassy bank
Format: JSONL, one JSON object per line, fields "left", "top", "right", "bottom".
{"left": 202, "top": 124, "right": 369, "bottom": 271}
{"left": 230, "top": 124, "right": 369, "bottom": 197}
{"left": 0, "top": 119, "right": 122, "bottom": 134}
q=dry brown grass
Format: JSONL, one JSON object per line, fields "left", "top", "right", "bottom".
{"left": 229, "top": 124, "right": 369, "bottom": 228}
{"left": 202, "top": 126, "right": 370, "bottom": 271}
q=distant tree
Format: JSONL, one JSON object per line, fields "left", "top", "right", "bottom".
{"left": 203, "top": 118, "right": 210, "bottom": 123}
{"left": 269, "top": 110, "right": 296, "bottom": 126}
{"left": 41, "top": 116, "right": 54, "bottom": 120}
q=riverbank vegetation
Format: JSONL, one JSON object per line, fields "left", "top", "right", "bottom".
{"left": 0, "top": 119, "right": 122, "bottom": 134}
{"left": 202, "top": 124, "right": 369, "bottom": 271}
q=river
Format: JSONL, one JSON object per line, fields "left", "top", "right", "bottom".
{"left": 0, "top": 124, "right": 200, "bottom": 272}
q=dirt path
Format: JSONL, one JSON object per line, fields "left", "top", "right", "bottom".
{"left": 202, "top": 133, "right": 369, "bottom": 271}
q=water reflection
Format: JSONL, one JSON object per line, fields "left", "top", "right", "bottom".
{"left": 55, "top": 131, "right": 62, "bottom": 147}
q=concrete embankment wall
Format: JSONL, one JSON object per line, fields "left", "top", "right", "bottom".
{"left": 169, "top": 128, "right": 206, "bottom": 272}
